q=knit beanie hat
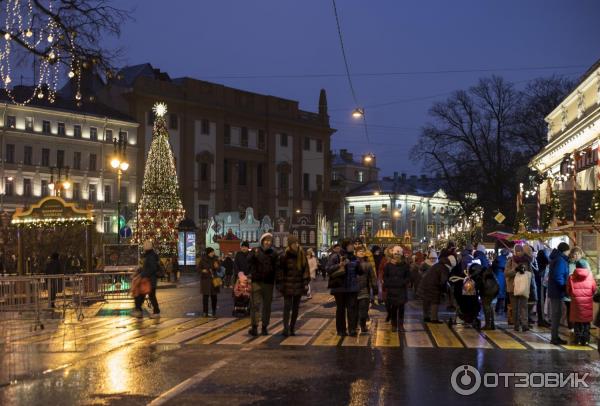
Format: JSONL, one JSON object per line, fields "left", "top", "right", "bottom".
{"left": 557, "top": 242, "right": 570, "bottom": 253}
{"left": 260, "top": 232, "right": 273, "bottom": 245}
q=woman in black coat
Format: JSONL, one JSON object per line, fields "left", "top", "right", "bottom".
{"left": 200, "top": 247, "right": 221, "bottom": 317}
{"left": 277, "top": 235, "right": 310, "bottom": 336}
{"left": 383, "top": 245, "right": 411, "bottom": 332}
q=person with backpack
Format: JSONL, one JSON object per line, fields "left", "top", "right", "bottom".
{"left": 567, "top": 260, "right": 597, "bottom": 345}
{"left": 506, "top": 244, "right": 533, "bottom": 332}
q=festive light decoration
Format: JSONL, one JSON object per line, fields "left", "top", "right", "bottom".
{"left": 513, "top": 208, "right": 529, "bottom": 233}
{"left": 542, "top": 190, "right": 565, "bottom": 231}
{"left": 590, "top": 189, "right": 600, "bottom": 223}
{"left": 136, "top": 102, "right": 185, "bottom": 256}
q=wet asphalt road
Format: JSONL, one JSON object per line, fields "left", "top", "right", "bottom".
{"left": 1, "top": 277, "right": 599, "bottom": 406}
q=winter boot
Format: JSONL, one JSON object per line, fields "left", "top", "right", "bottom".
{"left": 261, "top": 325, "right": 269, "bottom": 336}
{"left": 248, "top": 325, "right": 258, "bottom": 337}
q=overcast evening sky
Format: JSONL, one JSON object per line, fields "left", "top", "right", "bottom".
{"left": 111, "top": 0, "right": 600, "bottom": 176}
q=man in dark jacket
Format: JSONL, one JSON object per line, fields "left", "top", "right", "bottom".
{"left": 418, "top": 252, "right": 456, "bottom": 323}
{"left": 327, "top": 239, "right": 361, "bottom": 336}
{"left": 548, "top": 242, "right": 570, "bottom": 344}
{"left": 45, "top": 252, "right": 61, "bottom": 308}
{"left": 383, "top": 246, "right": 410, "bottom": 332}
{"left": 535, "top": 245, "right": 551, "bottom": 327}
{"left": 277, "top": 235, "right": 309, "bottom": 336}
{"left": 234, "top": 241, "right": 251, "bottom": 278}
{"left": 133, "top": 240, "right": 161, "bottom": 318}
{"left": 223, "top": 252, "right": 235, "bottom": 288}
{"left": 248, "top": 233, "right": 278, "bottom": 336}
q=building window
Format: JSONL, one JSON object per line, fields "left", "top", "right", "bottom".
{"left": 357, "top": 171, "right": 364, "bottom": 182}
{"left": 238, "top": 161, "right": 247, "bottom": 186}
{"left": 169, "top": 113, "right": 178, "bottom": 130}
{"left": 105, "top": 129, "right": 113, "bottom": 143}
{"left": 24, "top": 146, "right": 32, "bottom": 165}
{"left": 104, "top": 185, "right": 111, "bottom": 203}
{"left": 90, "top": 127, "right": 98, "bottom": 141}
{"left": 303, "top": 173, "right": 310, "bottom": 193}
{"left": 41, "top": 180, "right": 48, "bottom": 197}
{"left": 25, "top": 117, "right": 33, "bottom": 132}
{"left": 57, "top": 122, "right": 65, "bottom": 136}
{"left": 381, "top": 220, "right": 390, "bottom": 230}
{"left": 316, "top": 174, "right": 323, "bottom": 192}
{"left": 201, "top": 119, "right": 210, "bottom": 135}
{"left": 316, "top": 140, "right": 323, "bottom": 153}
{"left": 42, "top": 120, "right": 51, "bottom": 134}
{"left": 410, "top": 218, "right": 417, "bottom": 237}
{"left": 223, "top": 159, "right": 229, "bottom": 184}
{"left": 56, "top": 150, "right": 65, "bottom": 168}
{"left": 365, "top": 205, "right": 371, "bottom": 213}
{"left": 364, "top": 219, "right": 373, "bottom": 236}
{"left": 5, "top": 144, "right": 14, "bottom": 163}
{"left": 5, "top": 115, "right": 15, "bottom": 128}
{"left": 89, "top": 154, "right": 97, "bottom": 171}
{"left": 257, "top": 164, "right": 263, "bottom": 187}
{"left": 332, "top": 171, "right": 338, "bottom": 181}
{"left": 301, "top": 230, "right": 307, "bottom": 244}
{"left": 279, "top": 210, "right": 287, "bottom": 219}
{"left": 119, "top": 130, "right": 128, "bottom": 143}
{"left": 304, "top": 137, "right": 310, "bottom": 151}
{"left": 23, "top": 178, "right": 31, "bottom": 197}
{"left": 4, "top": 177, "right": 14, "bottom": 196}
{"left": 73, "top": 152, "right": 81, "bottom": 170}
{"left": 42, "top": 148, "right": 50, "bottom": 166}
{"left": 241, "top": 127, "right": 248, "bottom": 147}
{"left": 279, "top": 172, "right": 288, "bottom": 190}
{"left": 224, "top": 124, "right": 231, "bottom": 145}
{"left": 198, "top": 204, "right": 208, "bottom": 219}
{"left": 333, "top": 222, "right": 339, "bottom": 236}
{"left": 309, "top": 230, "right": 315, "bottom": 244}
{"left": 103, "top": 216, "right": 111, "bottom": 233}
{"left": 349, "top": 206, "right": 354, "bottom": 214}
{"left": 258, "top": 130, "right": 265, "bottom": 149}
{"left": 73, "top": 182, "right": 81, "bottom": 200}
{"left": 280, "top": 133, "right": 288, "bottom": 147}
{"left": 381, "top": 204, "right": 388, "bottom": 212}
{"left": 200, "top": 162, "right": 208, "bottom": 181}
{"left": 73, "top": 125, "right": 82, "bottom": 139}
{"left": 89, "top": 184, "right": 97, "bottom": 201}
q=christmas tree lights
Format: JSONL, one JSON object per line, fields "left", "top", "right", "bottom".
{"left": 542, "top": 190, "right": 565, "bottom": 231}
{"left": 590, "top": 189, "right": 600, "bottom": 223}
{"left": 136, "top": 102, "right": 184, "bottom": 256}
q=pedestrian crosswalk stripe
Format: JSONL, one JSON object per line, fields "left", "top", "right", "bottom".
{"left": 507, "top": 330, "right": 559, "bottom": 350}
{"left": 281, "top": 318, "right": 328, "bottom": 346}
{"left": 374, "top": 320, "right": 400, "bottom": 347}
{"left": 248, "top": 319, "right": 286, "bottom": 345}
{"left": 341, "top": 332, "right": 370, "bottom": 347}
{"left": 483, "top": 330, "right": 526, "bottom": 350}
{"left": 561, "top": 344, "right": 594, "bottom": 351}
{"left": 218, "top": 318, "right": 283, "bottom": 345}
{"left": 428, "top": 323, "right": 463, "bottom": 348}
{"left": 189, "top": 318, "right": 251, "bottom": 345}
{"left": 156, "top": 318, "right": 234, "bottom": 344}
{"left": 138, "top": 317, "right": 211, "bottom": 344}
{"left": 312, "top": 319, "right": 340, "bottom": 346}
{"left": 404, "top": 330, "right": 433, "bottom": 348}
{"left": 452, "top": 326, "right": 492, "bottom": 349}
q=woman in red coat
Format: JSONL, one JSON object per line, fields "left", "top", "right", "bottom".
{"left": 567, "top": 260, "right": 597, "bottom": 345}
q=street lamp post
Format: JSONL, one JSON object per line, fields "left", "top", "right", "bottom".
{"left": 110, "top": 133, "right": 129, "bottom": 245}
{"left": 48, "top": 167, "right": 71, "bottom": 197}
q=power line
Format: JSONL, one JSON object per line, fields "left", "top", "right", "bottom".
{"left": 331, "top": 0, "right": 371, "bottom": 145}
{"left": 199, "top": 64, "right": 588, "bottom": 80}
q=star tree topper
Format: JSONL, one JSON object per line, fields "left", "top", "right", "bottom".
{"left": 153, "top": 102, "right": 167, "bottom": 118}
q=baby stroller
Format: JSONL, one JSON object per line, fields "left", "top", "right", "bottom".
{"left": 448, "top": 263, "right": 482, "bottom": 330}
{"left": 232, "top": 272, "right": 251, "bottom": 317}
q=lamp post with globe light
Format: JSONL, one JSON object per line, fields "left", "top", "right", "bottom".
{"left": 48, "top": 167, "right": 71, "bottom": 198}
{"left": 110, "top": 132, "right": 129, "bottom": 244}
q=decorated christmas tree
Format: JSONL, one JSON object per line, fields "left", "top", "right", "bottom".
{"left": 542, "top": 190, "right": 564, "bottom": 231}
{"left": 136, "top": 102, "right": 185, "bottom": 256}
{"left": 513, "top": 208, "right": 529, "bottom": 233}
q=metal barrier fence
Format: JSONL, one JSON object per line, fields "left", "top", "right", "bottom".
{"left": 0, "top": 272, "right": 134, "bottom": 329}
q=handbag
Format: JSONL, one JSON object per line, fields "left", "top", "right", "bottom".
{"left": 593, "top": 288, "right": 600, "bottom": 303}
{"left": 211, "top": 268, "right": 223, "bottom": 289}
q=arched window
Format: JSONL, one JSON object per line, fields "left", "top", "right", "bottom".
{"left": 309, "top": 231, "right": 315, "bottom": 244}
{"left": 283, "top": 236, "right": 288, "bottom": 247}
{"left": 301, "top": 230, "right": 307, "bottom": 244}
{"left": 293, "top": 230, "right": 299, "bottom": 239}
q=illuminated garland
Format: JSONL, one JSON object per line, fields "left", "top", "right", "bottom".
{"left": 513, "top": 208, "right": 529, "bottom": 233}
{"left": 590, "top": 189, "right": 600, "bottom": 223}
{"left": 542, "top": 190, "right": 565, "bottom": 231}
{"left": 136, "top": 102, "right": 184, "bottom": 256}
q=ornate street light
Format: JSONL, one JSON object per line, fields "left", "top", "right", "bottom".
{"left": 111, "top": 131, "right": 129, "bottom": 244}
{"left": 352, "top": 108, "right": 364, "bottom": 119}
{"left": 48, "top": 166, "right": 71, "bottom": 197}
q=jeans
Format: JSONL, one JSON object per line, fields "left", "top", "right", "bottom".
{"left": 513, "top": 295, "right": 528, "bottom": 330}
{"left": 550, "top": 298, "right": 563, "bottom": 341}
{"left": 389, "top": 303, "right": 405, "bottom": 328}
{"left": 422, "top": 300, "right": 439, "bottom": 321}
{"left": 134, "top": 287, "right": 160, "bottom": 314}
{"left": 333, "top": 292, "right": 358, "bottom": 334}
{"left": 250, "top": 282, "right": 274, "bottom": 328}
{"left": 202, "top": 294, "right": 217, "bottom": 315}
{"left": 283, "top": 295, "right": 301, "bottom": 332}
{"left": 574, "top": 322, "right": 591, "bottom": 344}
{"left": 358, "top": 298, "right": 370, "bottom": 329}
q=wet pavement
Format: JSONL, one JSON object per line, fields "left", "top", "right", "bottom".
{"left": 1, "top": 277, "right": 599, "bottom": 405}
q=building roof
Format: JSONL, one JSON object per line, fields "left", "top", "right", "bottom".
{"left": 347, "top": 175, "right": 445, "bottom": 198}
{"left": 0, "top": 86, "right": 137, "bottom": 123}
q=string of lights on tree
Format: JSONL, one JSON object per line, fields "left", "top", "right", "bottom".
{"left": 136, "top": 102, "right": 185, "bottom": 256}
{"left": 0, "top": 0, "right": 83, "bottom": 105}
